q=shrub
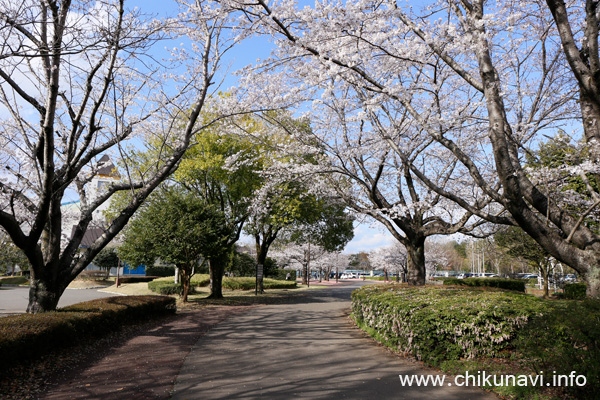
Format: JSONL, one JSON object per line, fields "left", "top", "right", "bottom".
{"left": 147, "top": 275, "right": 296, "bottom": 293}
{"left": 0, "top": 296, "right": 175, "bottom": 372}
{"left": 0, "top": 276, "right": 29, "bottom": 285}
{"left": 265, "top": 269, "right": 297, "bottom": 281}
{"left": 190, "top": 274, "right": 210, "bottom": 286}
{"left": 443, "top": 277, "right": 525, "bottom": 292}
{"left": 76, "top": 270, "right": 108, "bottom": 281}
{"left": 351, "top": 285, "right": 543, "bottom": 366}
{"left": 222, "top": 277, "right": 297, "bottom": 290}
{"left": 526, "top": 278, "right": 539, "bottom": 286}
{"left": 118, "top": 275, "right": 155, "bottom": 283}
{"left": 564, "top": 282, "right": 587, "bottom": 299}
{"left": 514, "top": 299, "right": 600, "bottom": 399}
{"left": 148, "top": 279, "right": 181, "bottom": 295}
{"left": 145, "top": 266, "right": 175, "bottom": 277}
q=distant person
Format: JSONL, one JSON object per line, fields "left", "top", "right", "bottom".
{"left": 286, "top": 272, "right": 291, "bottom": 281}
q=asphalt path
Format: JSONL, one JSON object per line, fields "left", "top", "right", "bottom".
{"left": 172, "top": 282, "right": 498, "bottom": 400}
{"left": 0, "top": 286, "right": 117, "bottom": 314}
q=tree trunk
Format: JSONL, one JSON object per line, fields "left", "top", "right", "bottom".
{"left": 27, "top": 276, "right": 65, "bottom": 313}
{"left": 180, "top": 264, "right": 192, "bottom": 303}
{"left": 207, "top": 258, "right": 224, "bottom": 299}
{"left": 255, "top": 242, "right": 267, "bottom": 294}
{"left": 584, "top": 264, "right": 600, "bottom": 298}
{"left": 302, "top": 263, "right": 308, "bottom": 285}
{"left": 406, "top": 238, "right": 426, "bottom": 286}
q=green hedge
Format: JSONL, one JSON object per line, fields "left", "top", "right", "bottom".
{"left": 564, "top": 282, "right": 587, "bottom": 299}
{"left": 75, "top": 270, "right": 108, "bottom": 281}
{"left": 190, "top": 274, "right": 210, "bottom": 286}
{"left": 0, "top": 276, "right": 29, "bottom": 285}
{"left": 118, "top": 276, "right": 156, "bottom": 283}
{"left": 443, "top": 277, "right": 525, "bottom": 292}
{"left": 148, "top": 279, "right": 181, "bottom": 295}
{"left": 0, "top": 296, "right": 175, "bottom": 372}
{"left": 145, "top": 266, "right": 175, "bottom": 277}
{"left": 351, "top": 285, "right": 543, "bottom": 366}
{"left": 147, "top": 275, "right": 209, "bottom": 295}
{"left": 266, "top": 269, "right": 297, "bottom": 281}
{"left": 514, "top": 299, "right": 600, "bottom": 399}
{"left": 148, "top": 275, "right": 297, "bottom": 294}
{"left": 223, "top": 277, "right": 297, "bottom": 290}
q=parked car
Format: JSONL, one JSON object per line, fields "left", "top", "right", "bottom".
{"left": 457, "top": 272, "right": 475, "bottom": 279}
{"left": 521, "top": 274, "right": 539, "bottom": 279}
{"left": 477, "top": 273, "right": 499, "bottom": 278}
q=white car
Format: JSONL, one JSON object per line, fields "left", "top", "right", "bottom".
{"left": 479, "top": 273, "right": 499, "bottom": 278}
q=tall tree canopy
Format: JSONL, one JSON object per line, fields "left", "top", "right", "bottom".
{"left": 0, "top": 0, "right": 252, "bottom": 312}
{"left": 220, "top": 0, "right": 600, "bottom": 296}
{"left": 119, "top": 188, "right": 232, "bottom": 302}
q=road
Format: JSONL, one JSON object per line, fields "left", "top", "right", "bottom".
{"left": 172, "top": 282, "right": 498, "bottom": 400}
{"left": 0, "top": 286, "right": 118, "bottom": 314}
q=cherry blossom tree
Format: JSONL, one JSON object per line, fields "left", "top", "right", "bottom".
{"left": 369, "top": 242, "right": 407, "bottom": 282}
{"left": 221, "top": 0, "right": 600, "bottom": 296}
{"left": 270, "top": 242, "right": 328, "bottom": 285}
{"left": 0, "top": 0, "right": 251, "bottom": 312}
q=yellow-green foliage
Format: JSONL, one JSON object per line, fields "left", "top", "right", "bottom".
{"left": 351, "top": 285, "right": 544, "bottom": 365}
{"left": 0, "top": 296, "right": 175, "bottom": 371}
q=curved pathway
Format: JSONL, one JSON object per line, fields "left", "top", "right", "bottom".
{"left": 172, "top": 283, "right": 498, "bottom": 399}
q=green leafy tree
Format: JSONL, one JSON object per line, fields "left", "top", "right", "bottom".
{"left": 229, "top": 251, "right": 256, "bottom": 277}
{"left": 91, "top": 247, "right": 119, "bottom": 278}
{"left": 118, "top": 188, "right": 232, "bottom": 302}
{"left": 495, "top": 226, "right": 553, "bottom": 297}
{"left": 283, "top": 199, "right": 354, "bottom": 284}
{"left": 0, "top": 231, "right": 30, "bottom": 275}
{"left": 173, "top": 121, "right": 263, "bottom": 298}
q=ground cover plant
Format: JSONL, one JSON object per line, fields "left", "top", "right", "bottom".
{"left": 351, "top": 284, "right": 600, "bottom": 399}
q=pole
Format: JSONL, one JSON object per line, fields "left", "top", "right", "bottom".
{"left": 116, "top": 257, "right": 121, "bottom": 288}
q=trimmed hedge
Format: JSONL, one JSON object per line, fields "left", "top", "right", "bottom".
{"left": 148, "top": 275, "right": 297, "bottom": 294}
{"left": 0, "top": 295, "right": 175, "bottom": 371}
{"left": 145, "top": 266, "right": 175, "bottom": 277}
{"left": 514, "top": 299, "right": 600, "bottom": 399}
{"left": 266, "top": 269, "right": 297, "bottom": 281}
{"left": 190, "top": 274, "right": 211, "bottom": 286}
{"left": 443, "top": 277, "right": 525, "bottom": 292}
{"left": 148, "top": 279, "right": 181, "bottom": 295}
{"left": 76, "top": 270, "right": 108, "bottom": 281}
{"left": 0, "top": 276, "right": 29, "bottom": 285}
{"left": 351, "top": 285, "right": 543, "bottom": 365}
{"left": 564, "top": 282, "right": 587, "bottom": 299}
{"left": 118, "top": 275, "right": 156, "bottom": 283}
{"left": 223, "top": 277, "right": 297, "bottom": 290}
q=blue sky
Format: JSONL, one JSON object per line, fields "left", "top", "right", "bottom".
{"left": 126, "top": 0, "right": 396, "bottom": 254}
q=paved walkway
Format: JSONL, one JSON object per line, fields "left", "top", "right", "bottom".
{"left": 172, "top": 283, "right": 498, "bottom": 399}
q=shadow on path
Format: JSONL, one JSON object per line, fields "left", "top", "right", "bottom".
{"left": 172, "top": 283, "right": 498, "bottom": 400}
